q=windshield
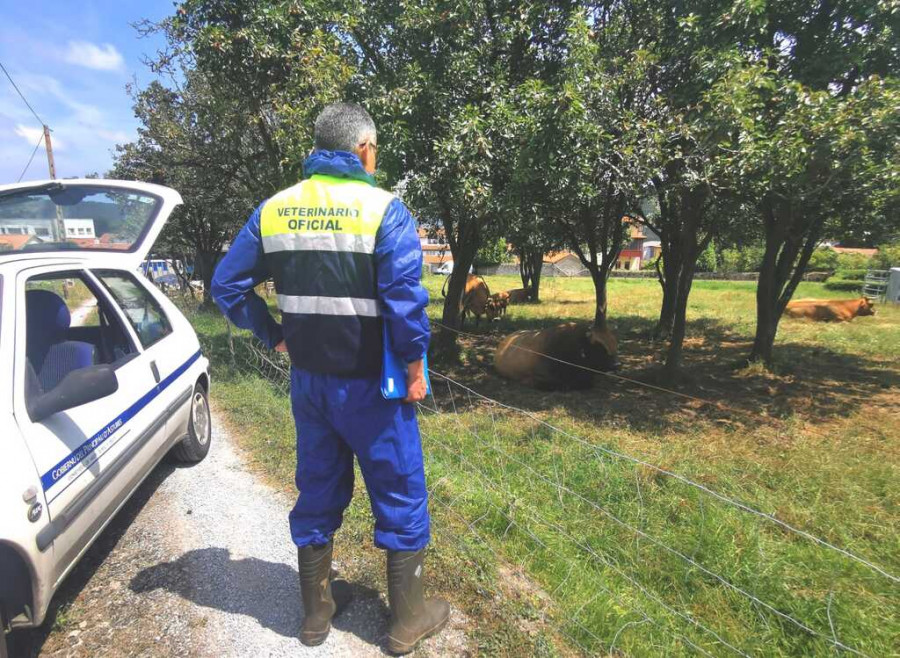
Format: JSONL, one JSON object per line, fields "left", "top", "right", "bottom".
{"left": 0, "top": 184, "right": 162, "bottom": 254}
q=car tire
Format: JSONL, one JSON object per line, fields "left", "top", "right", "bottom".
{"left": 172, "top": 383, "right": 211, "bottom": 463}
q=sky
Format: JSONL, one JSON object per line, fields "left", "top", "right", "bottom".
{"left": 0, "top": 0, "right": 177, "bottom": 184}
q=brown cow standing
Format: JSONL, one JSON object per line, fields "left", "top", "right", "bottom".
{"left": 441, "top": 273, "right": 496, "bottom": 327}
{"left": 784, "top": 297, "right": 876, "bottom": 322}
{"left": 488, "top": 292, "right": 509, "bottom": 319}
{"left": 459, "top": 275, "right": 494, "bottom": 327}
{"left": 494, "top": 322, "right": 620, "bottom": 390}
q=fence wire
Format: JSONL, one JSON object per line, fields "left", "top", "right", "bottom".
{"left": 430, "top": 319, "right": 898, "bottom": 586}
{"left": 212, "top": 327, "right": 892, "bottom": 656}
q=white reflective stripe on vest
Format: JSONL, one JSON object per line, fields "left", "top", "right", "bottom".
{"left": 262, "top": 232, "right": 376, "bottom": 254}
{"left": 276, "top": 294, "right": 381, "bottom": 317}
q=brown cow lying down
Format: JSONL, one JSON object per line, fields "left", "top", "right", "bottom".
{"left": 506, "top": 288, "right": 531, "bottom": 304}
{"left": 494, "top": 322, "right": 620, "bottom": 390}
{"left": 784, "top": 297, "right": 876, "bottom": 322}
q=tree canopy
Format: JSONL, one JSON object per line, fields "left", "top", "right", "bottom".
{"left": 112, "top": 0, "right": 899, "bottom": 369}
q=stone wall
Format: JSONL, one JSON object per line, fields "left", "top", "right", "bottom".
{"left": 473, "top": 262, "right": 830, "bottom": 283}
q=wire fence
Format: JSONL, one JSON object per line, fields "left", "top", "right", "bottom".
{"left": 209, "top": 324, "right": 895, "bottom": 656}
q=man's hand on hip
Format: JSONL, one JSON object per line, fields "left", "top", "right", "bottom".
{"left": 404, "top": 359, "right": 427, "bottom": 403}
{"left": 275, "top": 340, "right": 288, "bottom": 353}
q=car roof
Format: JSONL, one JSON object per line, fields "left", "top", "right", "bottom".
{"left": 0, "top": 256, "right": 127, "bottom": 276}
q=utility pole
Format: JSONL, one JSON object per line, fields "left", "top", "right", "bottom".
{"left": 43, "top": 124, "right": 65, "bottom": 242}
{"left": 43, "top": 124, "right": 56, "bottom": 179}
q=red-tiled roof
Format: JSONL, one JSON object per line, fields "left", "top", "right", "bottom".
{"left": 543, "top": 251, "right": 580, "bottom": 264}
{"left": 68, "top": 237, "right": 100, "bottom": 248}
{"left": 831, "top": 247, "right": 878, "bottom": 257}
{"left": 424, "top": 253, "right": 452, "bottom": 265}
{"left": 0, "top": 234, "right": 38, "bottom": 250}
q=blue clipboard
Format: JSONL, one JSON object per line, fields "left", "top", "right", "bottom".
{"left": 381, "top": 327, "right": 431, "bottom": 400}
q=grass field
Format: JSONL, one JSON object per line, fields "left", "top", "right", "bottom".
{"left": 187, "top": 275, "right": 899, "bottom": 656}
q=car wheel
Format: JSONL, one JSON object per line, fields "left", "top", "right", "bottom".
{"left": 172, "top": 383, "right": 212, "bottom": 463}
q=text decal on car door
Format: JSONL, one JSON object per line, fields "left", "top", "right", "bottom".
{"left": 39, "top": 350, "right": 202, "bottom": 502}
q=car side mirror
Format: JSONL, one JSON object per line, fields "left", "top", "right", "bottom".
{"left": 27, "top": 365, "right": 119, "bottom": 423}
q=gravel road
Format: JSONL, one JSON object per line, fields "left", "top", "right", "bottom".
{"left": 25, "top": 407, "right": 468, "bottom": 657}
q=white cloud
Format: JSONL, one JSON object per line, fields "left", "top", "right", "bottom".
{"left": 15, "top": 124, "right": 66, "bottom": 152}
{"left": 15, "top": 124, "right": 43, "bottom": 144}
{"left": 63, "top": 41, "right": 124, "bottom": 72}
{"left": 96, "top": 128, "right": 132, "bottom": 144}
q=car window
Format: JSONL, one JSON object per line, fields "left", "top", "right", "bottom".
{"left": 24, "top": 271, "right": 136, "bottom": 396}
{"left": 0, "top": 184, "right": 161, "bottom": 254}
{"left": 94, "top": 271, "right": 172, "bottom": 348}
{"left": 26, "top": 277, "right": 100, "bottom": 327}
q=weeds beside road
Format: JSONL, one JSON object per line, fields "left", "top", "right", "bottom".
{"left": 186, "top": 276, "right": 899, "bottom": 656}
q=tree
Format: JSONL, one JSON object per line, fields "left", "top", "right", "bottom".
{"left": 502, "top": 88, "right": 566, "bottom": 303}
{"left": 110, "top": 73, "right": 253, "bottom": 304}
{"left": 164, "top": 0, "right": 355, "bottom": 197}
{"left": 518, "top": 18, "right": 665, "bottom": 326}
{"left": 710, "top": 62, "right": 899, "bottom": 363}
{"left": 117, "top": 1, "right": 358, "bottom": 303}
{"left": 588, "top": 0, "right": 745, "bottom": 374}
{"left": 351, "top": 0, "right": 579, "bottom": 350}
{"left": 506, "top": 215, "right": 560, "bottom": 302}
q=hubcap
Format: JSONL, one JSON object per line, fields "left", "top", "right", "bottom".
{"left": 192, "top": 391, "right": 210, "bottom": 445}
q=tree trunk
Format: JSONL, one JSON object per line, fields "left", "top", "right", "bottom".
{"left": 530, "top": 254, "right": 543, "bottom": 302}
{"left": 194, "top": 248, "right": 219, "bottom": 308}
{"left": 434, "top": 240, "right": 478, "bottom": 360}
{"left": 519, "top": 251, "right": 532, "bottom": 291}
{"left": 749, "top": 201, "right": 793, "bottom": 365}
{"left": 749, "top": 212, "right": 822, "bottom": 365}
{"left": 589, "top": 265, "right": 610, "bottom": 327}
{"left": 647, "top": 178, "right": 712, "bottom": 372}
{"left": 663, "top": 255, "right": 699, "bottom": 374}
{"left": 655, "top": 246, "right": 681, "bottom": 340}
{"left": 518, "top": 248, "right": 544, "bottom": 301}
{"left": 750, "top": 257, "right": 780, "bottom": 364}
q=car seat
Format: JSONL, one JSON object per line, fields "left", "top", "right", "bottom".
{"left": 26, "top": 289, "right": 96, "bottom": 394}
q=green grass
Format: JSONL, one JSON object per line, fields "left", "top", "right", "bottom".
{"left": 186, "top": 276, "right": 899, "bottom": 656}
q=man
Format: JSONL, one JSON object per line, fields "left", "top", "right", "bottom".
{"left": 211, "top": 103, "right": 449, "bottom": 654}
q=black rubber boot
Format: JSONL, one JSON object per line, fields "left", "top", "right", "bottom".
{"left": 297, "top": 541, "right": 351, "bottom": 646}
{"left": 386, "top": 549, "right": 450, "bottom": 655}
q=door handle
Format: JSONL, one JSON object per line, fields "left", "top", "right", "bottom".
{"left": 150, "top": 360, "right": 161, "bottom": 384}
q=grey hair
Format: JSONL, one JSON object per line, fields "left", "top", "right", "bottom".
{"left": 314, "top": 102, "right": 377, "bottom": 153}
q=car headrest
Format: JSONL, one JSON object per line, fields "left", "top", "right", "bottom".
{"left": 26, "top": 289, "right": 71, "bottom": 344}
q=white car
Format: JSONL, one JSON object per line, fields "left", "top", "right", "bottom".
{"left": 0, "top": 180, "right": 211, "bottom": 653}
{"left": 434, "top": 262, "right": 472, "bottom": 275}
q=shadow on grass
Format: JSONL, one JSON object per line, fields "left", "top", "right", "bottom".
{"left": 428, "top": 310, "right": 898, "bottom": 436}
{"left": 189, "top": 306, "right": 895, "bottom": 440}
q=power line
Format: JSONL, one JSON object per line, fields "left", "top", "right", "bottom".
{"left": 0, "top": 59, "right": 47, "bottom": 126}
{"left": 424, "top": 376, "right": 871, "bottom": 656}
{"left": 17, "top": 131, "right": 44, "bottom": 183}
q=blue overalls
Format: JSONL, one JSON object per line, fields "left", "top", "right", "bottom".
{"left": 211, "top": 151, "right": 431, "bottom": 551}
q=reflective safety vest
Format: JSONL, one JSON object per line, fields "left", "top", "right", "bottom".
{"left": 260, "top": 174, "right": 395, "bottom": 375}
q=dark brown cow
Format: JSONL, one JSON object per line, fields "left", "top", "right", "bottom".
{"left": 494, "top": 322, "right": 620, "bottom": 390}
{"left": 784, "top": 297, "right": 876, "bottom": 322}
{"left": 506, "top": 288, "right": 531, "bottom": 304}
